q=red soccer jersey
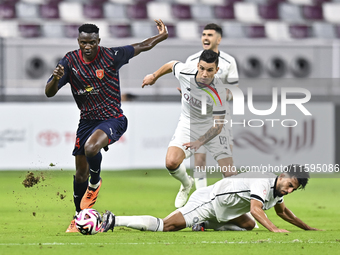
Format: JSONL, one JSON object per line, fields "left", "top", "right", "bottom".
{"left": 48, "top": 45, "right": 134, "bottom": 120}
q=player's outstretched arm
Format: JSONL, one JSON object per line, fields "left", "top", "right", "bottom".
{"left": 274, "top": 202, "right": 320, "bottom": 231}
{"left": 131, "top": 19, "right": 168, "bottom": 57}
{"left": 250, "top": 199, "right": 289, "bottom": 232}
{"left": 142, "top": 61, "right": 178, "bottom": 88}
{"left": 45, "top": 64, "right": 64, "bottom": 97}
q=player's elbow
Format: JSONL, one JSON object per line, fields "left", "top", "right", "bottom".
{"left": 45, "top": 90, "right": 55, "bottom": 98}
{"left": 250, "top": 209, "right": 257, "bottom": 219}
{"left": 249, "top": 208, "right": 261, "bottom": 221}
{"left": 275, "top": 212, "right": 285, "bottom": 219}
{"left": 45, "top": 93, "right": 53, "bottom": 98}
{"left": 45, "top": 86, "right": 58, "bottom": 97}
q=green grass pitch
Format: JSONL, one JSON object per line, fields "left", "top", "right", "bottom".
{"left": 1, "top": 169, "right": 339, "bottom": 255}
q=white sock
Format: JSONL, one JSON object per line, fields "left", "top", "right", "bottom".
{"left": 193, "top": 167, "right": 206, "bottom": 179}
{"left": 89, "top": 179, "right": 100, "bottom": 189}
{"left": 115, "top": 216, "right": 163, "bottom": 232}
{"left": 169, "top": 163, "right": 191, "bottom": 187}
{"left": 205, "top": 221, "right": 246, "bottom": 231}
{"left": 194, "top": 178, "right": 207, "bottom": 189}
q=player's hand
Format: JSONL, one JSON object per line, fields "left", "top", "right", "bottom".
{"left": 183, "top": 140, "right": 203, "bottom": 151}
{"left": 307, "top": 227, "right": 323, "bottom": 231}
{"left": 154, "top": 19, "right": 168, "bottom": 37}
{"left": 142, "top": 74, "right": 156, "bottom": 88}
{"left": 53, "top": 64, "right": 64, "bottom": 80}
{"left": 176, "top": 87, "right": 182, "bottom": 95}
{"left": 272, "top": 229, "right": 290, "bottom": 233}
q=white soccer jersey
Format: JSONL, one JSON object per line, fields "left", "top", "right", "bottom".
{"left": 186, "top": 51, "right": 238, "bottom": 148}
{"left": 172, "top": 61, "right": 227, "bottom": 125}
{"left": 210, "top": 172, "right": 283, "bottom": 222}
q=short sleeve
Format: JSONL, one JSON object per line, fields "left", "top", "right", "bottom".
{"left": 277, "top": 197, "right": 284, "bottom": 204}
{"left": 172, "top": 61, "right": 184, "bottom": 79}
{"left": 110, "top": 45, "right": 135, "bottom": 70}
{"left": 226, "top": 58, "right": 239, "bottom": 85}
{"left": 249, "top": 180, "right": 270, "bottom": 205}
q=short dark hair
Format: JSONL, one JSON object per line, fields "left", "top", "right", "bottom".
{"left": 284, "top": 164, "right": 310, "bottom": 189}
{"left": 199, "top": 50, "right": 219, "bottom": 67}
{"left": 203, "top": 23, "right": 223, "bottom": 37}
{"left": 78, "top": 24, "right": 99, "bottom": 34}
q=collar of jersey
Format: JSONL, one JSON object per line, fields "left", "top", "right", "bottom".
{"left": 79, "top": 46, "right": 101, "bottom": 64}
{"left": 273, "top": 176, "right": 280, "bottom": 198}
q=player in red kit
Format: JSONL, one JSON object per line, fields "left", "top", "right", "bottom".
{"left": 45, "top": 20, "right": 168, "bottom": 232}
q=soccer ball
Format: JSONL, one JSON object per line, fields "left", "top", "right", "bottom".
{"left": 75, "top": 208, "right": 103, "bottom": 235}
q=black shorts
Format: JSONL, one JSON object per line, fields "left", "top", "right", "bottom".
{"left": 72, "top": 115, "right": 128, "bottom": 156}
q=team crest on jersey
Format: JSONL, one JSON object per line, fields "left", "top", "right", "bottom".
{"left": 96, "top": 69, "right": 104, "bottom": 79}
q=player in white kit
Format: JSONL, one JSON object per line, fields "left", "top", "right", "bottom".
{"left": 101, "top": 165, "right": 320, "bottom": 233}
{"left": 185, "top": 23, "right": 239, "bottom": 190}
{"left": 142, "top": 50, "right": 237, "bottom": 208}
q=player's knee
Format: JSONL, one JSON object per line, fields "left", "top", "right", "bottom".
{"left": 244, "top": 220, "right": 256, "bottom": 231}
{"left": 195, "top": 155, "right": 206, "bottom": 167}
{"left": 84, "top": 142, "right": 99, "bottom": 158}
{"left": 166, "top": 159, "right": 181, "bottom": 171}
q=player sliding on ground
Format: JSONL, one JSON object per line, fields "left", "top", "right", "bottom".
{"left": 100, "top": 165, "right": 320, "bottom": 233}
{"left": 45, "top": 20, "right": 168, "bottom": 233}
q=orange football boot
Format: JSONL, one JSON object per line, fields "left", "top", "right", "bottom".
{"left": 80, "top": 179, "right": 102, "bottom": 210}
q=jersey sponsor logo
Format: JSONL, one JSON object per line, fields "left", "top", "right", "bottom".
{"left": 114, "top": 50, "right": 119, "bottom": 55}
{"left": 85, "top": 85, "right": 94, "bottom": 92}
{"left": 77, "top": 86, "right": 100, "bottom": 95}
{"left": 183, "top": 93, "right": 202, "bottom": 108}
{"left": 96, "top": 69, "right": 104, "bottom": 79}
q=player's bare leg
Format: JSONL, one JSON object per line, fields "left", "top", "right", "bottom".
{"left": 217, "top": 156, "right": 236, "bottom": 178}
{"left": 166, "top": 146, "right": 194, "bottom": 208}
{"left": 193, "top": 153, "right": 207, "bottom": 189}
{"left": 163, "top": 210, "right": 187, "bottom": 231}
{"left": 195, "top": 213, "right": 256, "bottom": 231}
{"left": 222, "top": 213, "right": 256, "bottom": 230}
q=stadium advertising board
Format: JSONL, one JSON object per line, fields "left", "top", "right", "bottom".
{"left": 0, "top": 102, "right": 334, "bottom": 170}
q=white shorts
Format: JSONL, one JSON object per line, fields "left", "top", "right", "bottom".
{"left": 177, "top": 186, "right": 216, "bottom": 228}
{"left": 168, "top": 119, "right": 232, "bottom": 161}
{"left": 196, "top": 110, "right": 233, "bottom": 154}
